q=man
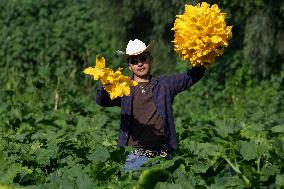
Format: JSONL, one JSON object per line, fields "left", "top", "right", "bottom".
{"left": 96, "top": 39, "right": 205, "bottom": 171}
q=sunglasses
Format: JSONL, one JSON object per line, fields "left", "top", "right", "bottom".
{"left": 128, "top": 53, "right": 149, "bottom": 65}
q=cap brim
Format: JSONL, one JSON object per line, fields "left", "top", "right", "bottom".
{"left": 116, "top": 40, "right": 155, "bottom": 60}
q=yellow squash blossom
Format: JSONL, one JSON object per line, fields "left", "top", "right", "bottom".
{"left": 83, "top": 56, "right": 137, "bottom": 99}
{"left": 83, "top": 56, "right": 106, "bottom": 80}
{"left": 172, "top": 2, "right": 232, "bottom": 67}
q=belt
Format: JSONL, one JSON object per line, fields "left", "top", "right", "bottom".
{"left": 133, "top": 148, "right": 169, "bottom": 158}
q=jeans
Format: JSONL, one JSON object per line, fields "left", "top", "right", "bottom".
{"left": 124, "top": 153, "right": 149, "bottom": 171}
{"left": 124, "top": 150, "right": 172, "bottom": 171}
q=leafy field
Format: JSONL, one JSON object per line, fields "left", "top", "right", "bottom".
{"left": 1, "top": 70, "right": 284, "bottom": 188}
{"left": 0, "top": 0, "right": 284, "bottom": 188}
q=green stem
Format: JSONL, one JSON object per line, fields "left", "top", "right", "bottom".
{"left": 256, "top": 143, "right": 261, "bottom": 174}
{"left": 224, "top": 157, "right": 250, "bottom": 186}
{"left": 256, "top": 155, "right": 261, "bottom": 174}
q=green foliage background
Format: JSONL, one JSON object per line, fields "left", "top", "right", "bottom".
{"left": 0, "top": 0, "right": 284, "bottom": 188}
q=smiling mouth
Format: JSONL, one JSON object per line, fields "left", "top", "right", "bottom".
{"left": 138, "top": 68, "right": 145, "bottom": 72}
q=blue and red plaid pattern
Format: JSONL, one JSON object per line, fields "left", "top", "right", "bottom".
{"left": 96, "top": 66, "right": 205, "bottom": 151}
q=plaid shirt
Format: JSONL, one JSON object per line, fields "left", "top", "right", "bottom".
{"left": 96, "top": 66, "right": 205, "bottom": 151}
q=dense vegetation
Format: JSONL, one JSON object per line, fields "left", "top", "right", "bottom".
{"left": 0, "top": 0, "right": 283, "bottom": 188}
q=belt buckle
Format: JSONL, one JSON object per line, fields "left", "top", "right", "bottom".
{"left": 159, "top": 150, "right": 168, "bottom": 158}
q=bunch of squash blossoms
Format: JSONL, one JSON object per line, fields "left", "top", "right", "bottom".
{"left": 172, "top": 2, "right": 232, "bottom": 67}
{"left": 84, "top": 2, "right": 232, "bottom": 99}
{"left": 83, "top": 56, "right": 137, "bottom": 99}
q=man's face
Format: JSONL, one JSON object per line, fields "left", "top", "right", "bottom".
{"left": 127, "top": 52, "right": 152, "bottom": 77}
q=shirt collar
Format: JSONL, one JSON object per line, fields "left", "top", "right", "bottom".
{"left": 130, "top": 73, "right": 158, "bottom": 89}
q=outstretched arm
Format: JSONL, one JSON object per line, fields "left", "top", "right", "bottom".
{"left": 96, "top": 83, "right": 121, "bottom": 107}
{"left": 166, "top": 66, "right": 206, "bottom": 97}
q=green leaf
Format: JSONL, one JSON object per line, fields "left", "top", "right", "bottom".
{"left": 276, "top": 174, "right": 284, "bottom": 188}
{"left": 87, "top": 145, "right": 110, "bottom": 162}
{"left": 55, "top": 65, "right": 69, "bottom": 77}
{"left": 76, "top": 116, "right": 90, "bottom": 133}
{"left": 254, "top": 137, "right": 272, "bottom": 155}
{"left": 0, "top": 163, "right": 22, "bottom": 184}
{"left": 271, "top": 124, "right": 284, "bottom": 133}
{"left": 260, "top": 164, "right": 280, "bottom": 182}
{"left": 155, "top": 182, "right": 194, "bottom": 189}
{"left": 35, "top": 145, "right": 58, "bottom": 166}
{"left": 93, "top": 113, "right": 108, "bottom": 128}
{"left": 240, "top": 123, "right": 266, "bottom": 139}
{"left": 0, "top": 103, "right": 9, "bottom": 114}
{"left": 207, "top": 176, "right": 245, "bottom": 189}
{"left": 187, "top": 141, "right": 223, "bottom": 158}
{"left": 190, "top": 162, "right": 211, "bottom": 173}
{"left": 238, "top": 141, "right": 258, "bottom": 160}
{"left": 54, "top": 119, "right": 69, "bottom": 128}
{"left": 272, "top": 136, "right": 284, "bottom": 156}
{"left": 76, "top": 173, "right": 95, "bottom": 189}
{"left": 214, "top": 119, "right": 239, "bottom": 138}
